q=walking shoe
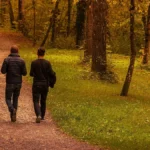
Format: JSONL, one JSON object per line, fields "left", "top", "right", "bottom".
{"left": 36, "top": 116, "right": 41, "bottom": 123}
{"left": 41, "top": 118, "right": 45, "bottom": 121}
{"left": 41, "top": 116, "right": 44, "bottom": 120}
{"left": 11, "top": 109, "right": 16, "bottom": 122}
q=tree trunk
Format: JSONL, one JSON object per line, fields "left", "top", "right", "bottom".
{"left": 0, "top": 0, "right": 6, "bottom": 26}
{"left": 91, "top": 0, "right": 107, "bottom": 72}
{"left": 18, "top": 0, "right": 24, "bottom": 31}
{"left": 120, "top": 0, "right": 136, "bottom": 96}
{"left": 84, "top": 0, "right": 92, "bottom": 62}
{"left": 75, "top": 0, "right": 86, "bottom": 48}
{"left": 0, "top": 0, "right": 1, "bottom": 25}
{"left": 40, "top": 0, "right": 60, "bottom": 47}
{"left": 18, "top": 0, "right": 23, "bottom": 20}
{"left": 51, "top": 0, "right": 60, "bottom": 47}
{"left": 0, "top": 0, "right": 3, "bottom": 25}
{"left": 8, "top": 0, "right": 15, "bottom": 29}
{"left": 67, "top": 0, "right": 73, "bottom": 36}
{"left": 142, "top": 4, "right": 150, "bottom": 64}
{"left": 33, "top": 0, "right": 36, "bottom": 45}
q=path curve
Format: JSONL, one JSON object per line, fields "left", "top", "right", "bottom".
{"left": 0, "top": 32, "right": 102, "bottom": 150}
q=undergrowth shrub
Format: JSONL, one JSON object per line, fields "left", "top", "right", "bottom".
{"left": 53, "top": 35, "right": 76, "bottom": 49}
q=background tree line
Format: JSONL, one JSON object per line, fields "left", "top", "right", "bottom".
{"left": 0, "top": 1, "right": 149, "bottom": 53}
{"left": 0, "top": 0, "right": 150, "bottom": 95}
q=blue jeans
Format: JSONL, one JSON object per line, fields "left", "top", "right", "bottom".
{"left": 5, "top": 84, "right": 21, "bottom": 112}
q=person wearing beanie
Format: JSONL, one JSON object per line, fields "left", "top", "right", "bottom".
{"left": 30, "top": 47, "right": 55, "bottom": 123}
{"left": 1, "top": 45, "right": 27, "bottom": 122}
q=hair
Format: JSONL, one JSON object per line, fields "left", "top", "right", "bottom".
{"left": 37, "top": 47, "right": 45, "bottom": 56}
{"left": 10, "top": 45, "right": 18, "bottom": 53}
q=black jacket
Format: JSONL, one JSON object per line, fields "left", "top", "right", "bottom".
{"left": 1, "top": 53, "right": 27, "bottom": 84}
{"left": 30, "top": 59, "right": 54, "bottom": 85}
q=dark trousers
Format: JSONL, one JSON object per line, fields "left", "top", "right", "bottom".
{"left": 5, "top": 84, "right": 21, "bottom": 112}
{"left": 32, "top": 83, "right": 48, "bottom": 118}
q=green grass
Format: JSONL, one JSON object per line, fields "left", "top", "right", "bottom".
{"left": 20, "top": 48, "right": 150, "bottom": 150}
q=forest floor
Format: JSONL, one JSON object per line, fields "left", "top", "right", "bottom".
{"left": 0, "top": 32, "right": 102, "bottom": 150}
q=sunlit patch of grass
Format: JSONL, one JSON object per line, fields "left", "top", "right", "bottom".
{"left": 109, "top": 54, "right": 129, "bottom": 69}
{"left": 46, "top": 54, "right": 80, "bottom": 64}
{"left": 46, "top": 49, "right": 82, "bottom": 64}
{"left": 21, "top": 48, "right": 150, "bottom": 150}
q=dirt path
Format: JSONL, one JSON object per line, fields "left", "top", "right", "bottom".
{"left": 0, "top": 32, "right": 102, "bottom": 150}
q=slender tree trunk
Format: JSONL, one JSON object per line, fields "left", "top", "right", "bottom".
{"left": 0, "top": 0, "right": 2, "bottom": 25}
{"left": 8, "top": 0, "right": 15, "bottom": 28}
{"left": 67, "top": 0, "right": 73, "bottom": 36}
{"left": 40, "top": 17, "right": 52, "bottom": 47}
{"left": 51, "top": 16, "right": 56, "bottom": 46}
{"left": 33, "top": 0, "right": 36, "bottom": 45}
{"left": 120, "top": 0, "right": 136, "bottom": 96}
{"left": 18, "top": 0, "right": 24, "bottom": 31}
{"left": 0, "top": 0, "right": 6, "bottom": 26}
{"left": 84, "top": 0, "right": 92, "bottom": 62}
{"left": 41, "top": 0, "right": 60, "bottom": 47}
{"left": 18, "top": 0, "right": 23, "bottom": 20}
{"left": 75, "top": 0, "right": 86, "bottom": 48}
{"left": 148, "top": 8, "right": 150, "bottom": 62}
{"left": 51, "top": 0, "right": 60, "bottom": 47}
{"left": 142, "top": 4, "right": 150, "bottom": 64}
{"left": 91, "top": 0, "right": 107, "bottom": 72}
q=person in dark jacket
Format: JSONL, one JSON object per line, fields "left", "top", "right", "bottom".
{"left": 30, "top": 47, "right": 55, "bottom": 123}
{"left": 1, "top": 45, "right": 27, "bottom": 122}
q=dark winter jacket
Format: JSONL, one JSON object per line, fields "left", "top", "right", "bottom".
{"left": 1, "top": 53, "right": 27, "bottom": 84}
{"left": 30, "top": 59, "right": 55, "bottom": 85}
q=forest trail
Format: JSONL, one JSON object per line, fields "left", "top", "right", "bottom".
{"left": 0, "top": 32, "right": 102, "bottom": 150}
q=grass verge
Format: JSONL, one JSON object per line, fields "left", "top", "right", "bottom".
{"left": 21, "top": 48, "right": 150, "bottom": 150}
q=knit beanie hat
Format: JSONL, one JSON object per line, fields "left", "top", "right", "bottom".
{"left": 10, "top": 45, "right": 18, "bottom": 53}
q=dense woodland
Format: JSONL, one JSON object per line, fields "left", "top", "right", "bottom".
{"left": 0, "top": 0, "right": 150, "bottom": 95}
{"left": 1, "top": 1, "right": 150, "bottom": 149}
